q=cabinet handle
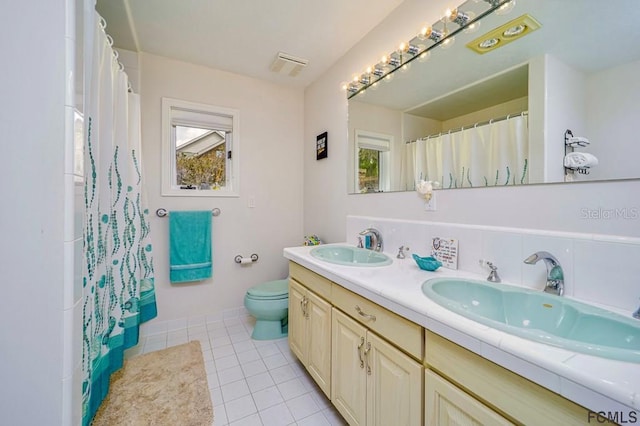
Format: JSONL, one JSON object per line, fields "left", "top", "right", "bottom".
{"left": 300, "top": 297, "right": 306, "bottom": 317}
{"left": 304, "top": 298, "right": 309, "bottom": 318}
{"left": 357, "top": 337, "right": 365, "bottom": 369}
{"left": 355, "top": 305, "right": 376, "bottom": 322}
{"left": 364, "top": 342, "right": 372, "bottom": 375}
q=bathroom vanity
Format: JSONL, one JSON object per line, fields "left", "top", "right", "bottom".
{"left": 284, "top": 244, "right": 638, "bottom": 425}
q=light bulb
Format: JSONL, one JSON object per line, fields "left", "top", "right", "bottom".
{"left": 465, "top": 20, "right": 481, "bottom": 33}
{"left": 407, "top": 44, "right": 420, "bottom": 56}
{"left": 440, "top": 35, "right": 456, "bottom": 49}
{"left": 422, "top": 27, "right": 444, "bottom": 43}
{"left": 438, "top": 25, "right": 454, "bottom": 49}
{"left": 418, "top": 49, "right": 431, "bottom": 63}
{"left": 449, "top": 8, "right": 479, "bottom": 33}
{"left": 503, "top": 24, "right": 526, "bottom": 37}
{"left": 496, "top": 0, "right": 516, "bottom": 15}
{"left": 388, "top": 55, "right": 401, "bottom": 68}
{"left": 372, "top": 66, "right": 385, "bottom": 78}
{"left": 478, "top": 38, "right": 499, "bottom": 49}
{"left": 417, "top": 26, "right": 429, "bottom": 41}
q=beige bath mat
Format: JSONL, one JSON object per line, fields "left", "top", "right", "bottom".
{"left": 92, "top": 340, "right": 213, "bottom": 426}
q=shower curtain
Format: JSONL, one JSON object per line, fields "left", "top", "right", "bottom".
{"left": 402, "top": 114, "right": 529, "bottom": 189}
{"left": 81, "top": 15, "right": 157, "bottom": 426}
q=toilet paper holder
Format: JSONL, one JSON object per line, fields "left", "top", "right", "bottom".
{"left": 235, "top": 254, "right": 259, "bottom": 264}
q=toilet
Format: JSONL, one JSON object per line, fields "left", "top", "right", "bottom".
{"left": 244, "top": 279, "right": 289, "bottom": 340}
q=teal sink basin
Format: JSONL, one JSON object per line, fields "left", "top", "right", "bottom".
{"left": 310, "top": 245, "right": 392, "bottom": 267}
{"left": 422, "top": 278, "right": 640, "bottom": 363}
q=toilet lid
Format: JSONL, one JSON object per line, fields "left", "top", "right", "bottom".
{"left": 247, "top": 279, "right": 289, "bottom": 298}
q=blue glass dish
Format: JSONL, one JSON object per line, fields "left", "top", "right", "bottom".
{"left": 412, "top": 254, "right": 442, "bottom": 271}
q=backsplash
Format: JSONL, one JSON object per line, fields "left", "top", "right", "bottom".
{"left": 346, "top": 215, "right": 640, "bottom": 314}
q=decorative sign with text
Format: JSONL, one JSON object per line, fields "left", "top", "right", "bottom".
{"left": 431, "top": 237, "right": 458, "bottom": 270}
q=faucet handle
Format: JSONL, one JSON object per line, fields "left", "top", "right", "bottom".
{"left": 480, "top": 259, "right": 501, "bottom": 283}
{"left": 396, "top": 246, "right": 410, "bottom": 259}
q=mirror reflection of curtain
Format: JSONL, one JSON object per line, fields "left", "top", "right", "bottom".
{"left": 402, "top": 114, "right": 528, "bottom": 189}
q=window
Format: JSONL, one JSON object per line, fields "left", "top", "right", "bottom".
{"left": 355, "top": 129, "right": 392, "bottom": 193}
{"left": 162, "top": 98, "right": 240, "bottom": 197}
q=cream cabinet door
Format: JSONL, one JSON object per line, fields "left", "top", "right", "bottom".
{"left": 425, "top": 369, "right": 514, "bottom": 426}
{"left": 366, "top": 332, "right": 422, "bottom": 426}
{"left": 332, "top": 309, "right": 367, "bottom": 426}
{"left": 306, "top": 290, "right": 332, "bottom": 398}
{"left": 288, "top": 278, "right": 306, "bottom": 362}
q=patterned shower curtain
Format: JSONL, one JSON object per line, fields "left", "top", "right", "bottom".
{"left": 81, "top": 15, "right": 157, "bottom": 426}
{"left": 402, "top": 114, "right": 529, "bottom": 189}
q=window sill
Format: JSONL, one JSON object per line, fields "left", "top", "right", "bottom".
{"left": 161, "top": 188, "right": 239, "bottom": 198}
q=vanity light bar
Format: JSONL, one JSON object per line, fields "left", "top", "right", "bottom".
{"left": 344, "top": 0, "right": 513, "bottom": 98}
{"left": 466, "top": 14, "right": 541, "bottom": 54}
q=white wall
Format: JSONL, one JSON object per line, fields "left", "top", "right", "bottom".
{"left": 586, "top": 59, "right": 640, "bottom": 181}
{"left": 0, "top": 1, "right": 75, "bottom": 424}
{"left": 542, "top": 54, "right": 587, "bottom": 183}
{"left": 303, "top": 0, "right": 640, "bottom": 245}
{"left": 139, "top": 53, "right": 304, "bottom": 323}
{"left": 402, "top": 114, "right": 441, "bottom": 142}
{"left": 441, "top": 96, "right": 528, "bottom": 130}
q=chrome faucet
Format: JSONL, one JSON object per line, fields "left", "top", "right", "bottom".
{"left": 396, "top": 246, "right": 409, "bottom": 259}
{"left": 485, "top": 261, "right": 501, "bottom": 283}
{"left": 359, "top": 228, "right": 383, "bottom": 252}
{"left": 633, "top": 302, "right": 640, "bottom": 320}
{"left": 523, "top": 251, "right": 564, "bottom": 296}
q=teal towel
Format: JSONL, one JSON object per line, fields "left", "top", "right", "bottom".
{"left": 169, "top": 210, "right": 212, "bottom": 283}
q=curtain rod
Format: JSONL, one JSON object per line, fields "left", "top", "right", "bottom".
{"left": 405, "top": 111, "right": 528, "bottom": 144}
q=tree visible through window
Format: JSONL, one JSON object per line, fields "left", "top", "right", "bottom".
{"left": 355, "top": 130, "right": 392, "bottom": 193}
{"left": 174, "top": 126, "right": 227, "bottom": 189}
{"left": 358, "top": 147, "right": 380, "bottom": 193}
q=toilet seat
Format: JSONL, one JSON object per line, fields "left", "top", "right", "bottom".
{"left": 246, "top": 279, "right": 288, "bottom": 300}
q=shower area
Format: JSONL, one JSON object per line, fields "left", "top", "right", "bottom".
{"left": 32, "top": 0, "right": 158, "bottom": 424}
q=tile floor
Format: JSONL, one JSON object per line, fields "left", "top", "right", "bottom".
{"left": 126, "top": 315, "right": 347, "bottom": 426}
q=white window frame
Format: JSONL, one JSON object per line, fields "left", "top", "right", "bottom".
{"left": 354, "top": 129, "right": 392, "bottom": 192}
{"left": 161, "top": 97, "right": 240, "bottom": 197}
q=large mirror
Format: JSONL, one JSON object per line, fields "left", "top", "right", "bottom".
{"left": 348, "top": 0, "right": 640, "bottom": 193}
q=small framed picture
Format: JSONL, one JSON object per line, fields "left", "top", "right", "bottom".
{"left": 316, "top": 132, "right": 328, "bottom": 160}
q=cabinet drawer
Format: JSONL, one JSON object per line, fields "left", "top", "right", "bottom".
{"left": 425, "top": 331, "right": 606, "bottom": 425}
{"left": 425, "top": 369, "right": 514, "bottom": 426}
{"left": 332, "top": 284, "right": 423, "bottom": 360}
{"left": 289, "top": 261, "right": 332, "bottom": 300}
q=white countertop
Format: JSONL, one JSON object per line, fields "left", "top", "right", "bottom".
{"left": 284, "top": 244, "right": 640, "bottom": 415}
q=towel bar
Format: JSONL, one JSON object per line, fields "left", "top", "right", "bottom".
{"left": 156, "top": 208, "right": 221, "bottom": 217}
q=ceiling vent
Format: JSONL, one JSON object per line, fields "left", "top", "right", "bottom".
{"left": 269, "top": 52, "right": 309, "bottom": 77}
